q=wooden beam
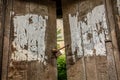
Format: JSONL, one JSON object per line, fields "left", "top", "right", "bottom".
{"left": 104, "top": 0, "right": 120, "bottom": 79}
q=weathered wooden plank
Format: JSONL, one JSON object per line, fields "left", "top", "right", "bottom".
{"left": 78, "top": 0, "right": 108, "bottom": 80}
{"left": 104, "top": 0, "right": 120, "bottom": 79}
{"left": 62, "top": 0, "right": 86, "bottom": 80}
{"left": 115, "top": 0, "right": 120, "bottom": 52}
{"left": 27, "top": 1, "right": 48, "bottom": 80}
{"left": 46, "top": 1, "right": 57, "bottom": 80}
{"left": 90, "top": 2, "right": 109, "bottom": 80}
{"left": 78, "top": 1, "right": 98, "bottom": 80}
{"left": 28, "top": 1, "right": 40, "bottom": 80}
{"left": 106, "top": 42, "right": 118, "bottom": 80}
{"left": 85, "top": 56, "right": 97, "bottom": 80}
{"left": 27, "top": 0, "right": 57, "bottom": 80}
{"left": 1, "top": 0, "right": 12, "bottom": 80}
{"left": 95, "top": 56, "right": 108, "bottom": 80}
{"left": 102, "top": 0, "right": 118, "bottom": 80}
{"left": 0, "top": 0, "right": 4, "bottom": 79}
{"left": 7, "top": 0, "right": 29, "bottom": 80}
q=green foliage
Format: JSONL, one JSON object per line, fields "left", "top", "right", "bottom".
{"left": 57, "top": 28, "right": 67, "bottom": 80}
{"left": 57, "top": 28, "right": 63, "bottom": 49}
{"left": 57, "top": 55, "right": 67, "bottom": 80}
{"left": 57, "top": 28, "right": 63, "bottom": 42}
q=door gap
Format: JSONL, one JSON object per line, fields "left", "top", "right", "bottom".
{"left": 57, "top": 18, "right": 67, "bottom": 80}
{"left": 56, "top": 0, "right": 67, "bottom": 79}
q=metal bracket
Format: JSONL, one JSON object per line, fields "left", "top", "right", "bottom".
{"left": 105, "top": 40, "right": 112, "bottom": 43}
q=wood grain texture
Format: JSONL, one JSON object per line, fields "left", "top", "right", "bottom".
{"left": 106, "top": 42, "right": 118, "bottom": 80}
{"left": 8, "top": 0, "right": 29, "bottom": 80}
{"left": 1, "top": 0, "right": 12, "bottom": 80}
{"left": 103, "top": 1, "right": 118, "bottom": 79}
{"left": 2, "top": 0, "right": 57, "bottom": 80}
{"left": 115, "top": 0, "right": 120, "bottom": 52}
{"left": 79, "top": 1, "right": 98, "bottom": 80}
{"left": 0, "top": 0, "right": 4, "bottom": 79}
{"left": 62, "top": 0, "right": 86, "bottom": 80}
{"left": 104, "top": 0, "right": 120, "bottom": 80}
{"left": 62, "top": 0, "right": 119, "bottom": 80}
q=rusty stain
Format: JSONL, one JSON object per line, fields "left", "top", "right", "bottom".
{"left": 87, "top": 33, "right": 93, "bottom": 40}
{"left": 25, "top": 54, "right": 28, "bottom": 58}
{"left": 24, "top": 45, "right": 28, "bottom": 50}
{"left": 98, "top": 27, "right": 104, "bottom": 35}
{"left": 11, "top": 44, "right": 17, "bottom": 52}
{"left": 84, "top": 19, "right": 87, "bottom": 25}
{"left": 96, "top": 23, "right": 104, "bottom": 35}
{"left": 93, "top": 48, "right": 96, "bottom": 54}
{"left": 28, "top": 17, "right": 33, "bottom": 24}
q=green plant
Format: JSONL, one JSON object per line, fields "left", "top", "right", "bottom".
{"left": 57, "top": 55, "right": 67, "bottom": 80}
{"left": 57, "top": 28, "right": 63, "bottom": 42}
{"left": 57, "top": 28, "right": 67, "bottom": 80}
{"left": 57, "top": 28, "right": 63, "bottom": 48}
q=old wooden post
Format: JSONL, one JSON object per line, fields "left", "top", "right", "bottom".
{"left": 1, "top": 0, "right": 57, "bottom": 80}
{"left": 0, "top": 0, "right": 6, "bottom": 78}
{"left": 62, "top": 0, "right": 119, "bottom": 80}
{"left": 104, "top": 0, "right": 120, "bottom": 79}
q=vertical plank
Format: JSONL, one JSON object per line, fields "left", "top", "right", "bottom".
{"left": 104, "top": 0, "right": 120, "bottom": 79}
{"left": 113, "top": 0, "right": 120, "bottom": 53}
{"left": 106, "top": 42, "right": 118, "bottom": 80}
{"left": 47, "top": 1, "right": 57, "bottom": 80}
{"left": 77, "top": 0, "right": 109, "bottom": 80}
{"left": 78, "top": 1, "right": 98, "bottom": 80}
{"left": 27, "top": 0, "right": 57, "bottom": 80}
{"left": 62, "top": 0, "right": 86, "bottom": 80}
{"left": 27, "top": 0, "right": 46, "bottom": 80}
{"left": 8, "top": 0, "right": 29, "bottom": 80}
{"left": 1, "top": 0, "right": 12, "bottom": 80}
{"left": 0, "top": 0, "right": 4, "bottom": 78}
{"left": 90, "top": 1, "right": 109, "bottom": 79}
{"left": 103, "top": 0, "right": 118, "bottom": 80}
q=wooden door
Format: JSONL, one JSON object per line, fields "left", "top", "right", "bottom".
{"left": 1, "top": 0, "right": 57, "bottom": 80}
{"left": 62, "top": 0, "right": 120, "bottom": 80}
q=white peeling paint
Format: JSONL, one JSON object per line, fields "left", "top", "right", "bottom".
{"left": 69, "top": 5, "right": 108, "bottom": 57}
{"left": 69, "top": 12, "right": 83, "bottom": 61}
{"left": 11, "top": 14, "right": 48, "bottom": 65}
{"left": 80, "top": 16, "right": 94, "bottom": 56}
{"left": 90, "top": 5, "right": 107, "bottom": 56}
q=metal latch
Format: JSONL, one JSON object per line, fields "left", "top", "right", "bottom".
{"left": 52, "top": 44, "right": 69, "bottom": 58}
